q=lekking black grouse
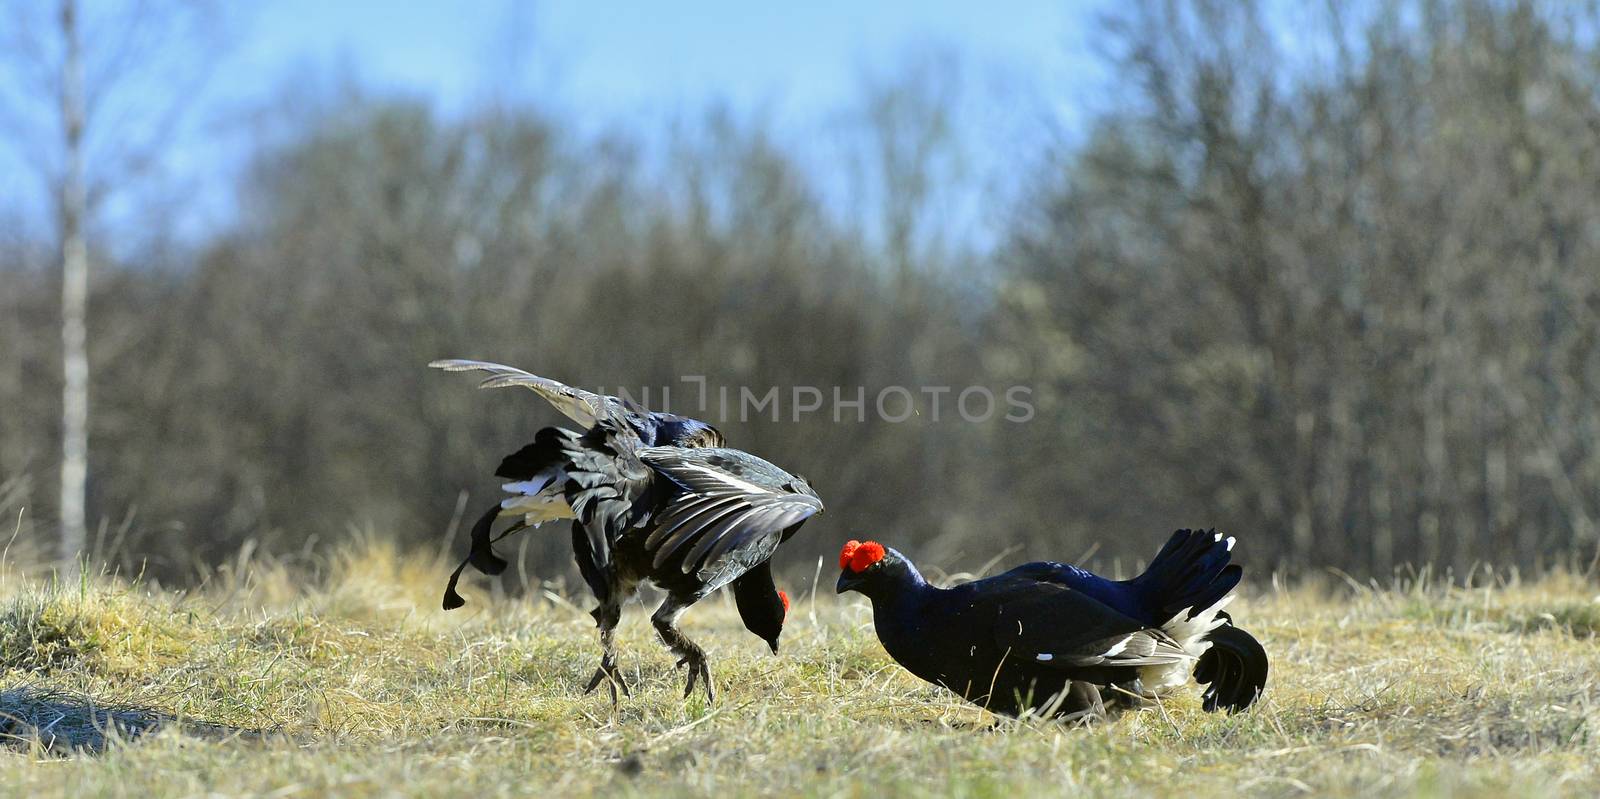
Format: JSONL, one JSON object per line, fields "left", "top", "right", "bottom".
{"left": 433, "top": 360, "right": 823, "bottom": 702}
{"left": 836, "top": 530, "right": 1267, "bottom": 717}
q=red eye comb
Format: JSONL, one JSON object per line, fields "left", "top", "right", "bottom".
{"left": 840, "top": 540, "right": 861, "bottom": 570}
{"left": 849, "top": 541, "right": 886, "bottom": 573}
{"left": 778, "top": 590, "right": 789, "bottom": 614}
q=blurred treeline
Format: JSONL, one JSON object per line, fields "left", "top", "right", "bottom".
{"left": 3, "top": 0, "right": 1599, "bottom": 583}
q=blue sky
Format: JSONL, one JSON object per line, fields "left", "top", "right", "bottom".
{"left": 2, "top": 1, "right": 1108, "bottom": 249}
{"left": 239, "top": 1, "right": 1099, "bottom": 120}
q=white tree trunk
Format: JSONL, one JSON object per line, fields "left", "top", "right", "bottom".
{"left": 58, "top": 0, "right": 88, "bottom": 575}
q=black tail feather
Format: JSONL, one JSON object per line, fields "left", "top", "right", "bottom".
{"left": 441, "top": 502, "right": 529, "bottom": 610}
{"left": 1194, "top": 615, "right": 1268, "bottom": 713}
{"left": 465, "top": 502, "right": 509, "bottom": 575}
{"left": 442, "top": 559, "right": 472, "bottom": 611}
{"left": 1133, "top": 528, "right": 1239, "bottom": 620}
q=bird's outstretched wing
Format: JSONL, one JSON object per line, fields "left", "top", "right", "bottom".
{"left": 640, "top": 447, "right": 823, "bottom": 577}
{"left": 988, "top": 579, "right": 1193, "bottom": 669}
{"left": 429, "top": 359, "right": 617, "bottom": 427}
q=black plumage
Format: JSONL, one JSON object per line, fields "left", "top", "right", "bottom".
{"left": 836, "top": 530, "right": 1267, "bottom": 717}
{"left": 433, "top": 360, "right": 822, "bottom": 702}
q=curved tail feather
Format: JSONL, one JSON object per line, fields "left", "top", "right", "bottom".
{"left": 441, "top": 502, "right": 529, "bottom": 610}
{"left": 1194, "top": 615, "right": 1268, "bottom": 712}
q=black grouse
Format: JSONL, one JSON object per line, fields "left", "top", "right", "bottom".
{"left": 433, "top": 360, "right": 823, "bottom": 703}
{"left": 836, "top": 531, "right": 1267, "bottom": 717}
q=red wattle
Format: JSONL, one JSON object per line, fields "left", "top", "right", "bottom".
{"left": 839, "top": 540, "right": 862, "bottom": 570}
{"left": 850, "top": 541, "right": 886, "bottom": 572}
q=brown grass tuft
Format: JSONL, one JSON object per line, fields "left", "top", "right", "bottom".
{"left": 1, "top": 543, "right": 1597, "bottom": 797}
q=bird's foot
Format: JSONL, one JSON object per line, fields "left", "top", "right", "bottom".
{"left": 674, "top": 649, "right": 714, "bottom": 703}
{"left": 1058, "top": 706, "right": 1107, "bottom": 725}
{"left": 1103, "top": 680, "right": 1154, "bottom": 710}
{"left": 583, "top": 654, "right": 631, "bottom": 704}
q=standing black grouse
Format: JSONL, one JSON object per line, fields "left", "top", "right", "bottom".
{"left": 433, "top": 360, "right": 823, "bottom": 703}
{"left": 836, "top": 530, "right": 1267, "bottom": 717}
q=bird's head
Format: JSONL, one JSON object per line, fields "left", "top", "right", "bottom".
{"left": 650, "top": 413, "right": 725, "bottom": 449}
{"left": 736, "top": 584, "right": 789, "bottom": 654}
{"left": 835, "top": 539, "right": 915, "bottom": 598}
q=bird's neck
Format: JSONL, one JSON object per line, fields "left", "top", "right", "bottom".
{"left": 872, "top": 558, "right": 933, "bottom": 600}
{"left": 868, "top": 569, "right": 957, "bottom": 687}
{"left": 869, "top": 564, "right": 940, "bottom": 642}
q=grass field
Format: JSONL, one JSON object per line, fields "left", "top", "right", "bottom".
{"left": 1, "top": 543, "right": 1598, "bottom": 798}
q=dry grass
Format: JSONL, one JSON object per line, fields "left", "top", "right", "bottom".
{"left": 0, "top": 544, "right": 1597, "bottom": 798}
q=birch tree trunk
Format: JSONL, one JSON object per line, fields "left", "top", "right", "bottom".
{"left": 57, "top": 0, "right": 88, "bottom": 575}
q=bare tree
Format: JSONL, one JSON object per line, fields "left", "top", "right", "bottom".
{"left": 997, "top": 0, "right": 1600, "bottom": 574}
{"left": 844, "top": 47, "right": 968, "bottom": 285}
{"left": 56, "top": 0, "right": 89, "bottom": 574}
{"left": 0, "top": 0, "right": 226, "bottom": 574}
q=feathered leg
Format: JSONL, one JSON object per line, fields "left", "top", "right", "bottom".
{"left": 651, "top": 596, "right": 713, "bottom": 703}
{"left": 582, "top": 600, "right": 630, "bottom": 703}
{"left": 1060, "top": 680, "right": 1108, "bottom": 721}
{"left": 573, "top": 521, "right": 629, "bottom": 703}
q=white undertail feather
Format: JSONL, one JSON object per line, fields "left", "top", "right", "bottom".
{"left": 499, "top": 469, "right": 575, "bottom": 526}
{"left": 1137, "top": 591, "right": 1237, "bottom": 692}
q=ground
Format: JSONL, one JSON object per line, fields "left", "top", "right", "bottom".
{"left": 1, "top": 544, "right": 1598, "bottom": 798}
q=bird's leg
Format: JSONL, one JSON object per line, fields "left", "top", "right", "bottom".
{"left": 583, "top": 601, "right": 630, "bottom": 704}
{"left": 1057, "top": 680, "right": 1107, "bottom": 723}
{"left": 651, "top": 598, "right": 713, "bottom": 703}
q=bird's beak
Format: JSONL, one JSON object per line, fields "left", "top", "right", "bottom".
{"left": 768, "top": 639, "right": 780, "bottom": 655}
{"left": 836, "top": 571, "right": 862, "bottom": 594}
